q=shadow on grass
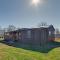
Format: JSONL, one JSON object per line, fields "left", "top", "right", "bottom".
{"left": 0, "top": 40, "right": 60, "bottom": 53}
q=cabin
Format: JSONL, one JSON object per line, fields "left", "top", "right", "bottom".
{"left": 4, "top": 25, "right": 55, "bottom": 46}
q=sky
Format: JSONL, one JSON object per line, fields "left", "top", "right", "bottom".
{"left": 0, "top": 0, "right": 60, "bottom": 29}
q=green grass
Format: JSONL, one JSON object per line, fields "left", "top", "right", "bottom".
{"left": 0, "top": 43, "right": 60, "bottom": 60}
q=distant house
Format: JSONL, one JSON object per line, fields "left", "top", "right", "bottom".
{"left": 4, "top": 25, "right": 55, "bottom": 46}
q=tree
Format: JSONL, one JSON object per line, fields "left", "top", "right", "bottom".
{"left": 38, "top": 22, "right": 48, "bottom": 27}
{"left": 7, "top": 25, "right": 16, "bottom": 32}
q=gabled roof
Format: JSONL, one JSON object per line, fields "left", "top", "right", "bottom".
{"left": 48, "top": 25, "right": 55, "bottom": 31}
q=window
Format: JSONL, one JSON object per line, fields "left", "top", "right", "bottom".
{"left": 27, "top": 30, "right": 31, "bottom": 38}
{"left": 49, "top": 31, "right": 51, "bottom": 36}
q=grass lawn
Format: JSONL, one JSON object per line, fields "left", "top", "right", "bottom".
{"left": 0, "top": 42, "right": 60, "bottom": 60}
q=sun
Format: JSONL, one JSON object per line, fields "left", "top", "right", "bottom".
{"left": 31, "top": 0, "right": 40, "bottom": 6}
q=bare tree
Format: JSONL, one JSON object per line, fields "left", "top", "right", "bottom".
{"left": 0, "top": 26, "right": 5, "bottom": 35}
{"left": 38, "top": 22, "right": 48, "bottom": 27}
{"left": 7, "top": 25, "right": 16, "bottom": 32}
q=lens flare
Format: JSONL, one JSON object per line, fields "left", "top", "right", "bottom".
{"left": 32, "top": 0, "right": 40, "bottom": 6}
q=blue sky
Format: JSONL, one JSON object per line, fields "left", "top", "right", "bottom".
{"left": 0, "top": 0, "right": 60, "bottom": 29}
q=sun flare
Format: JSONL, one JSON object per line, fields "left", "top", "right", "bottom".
{"left": 32, "top": 0, "right": 40, "bottom": 6}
